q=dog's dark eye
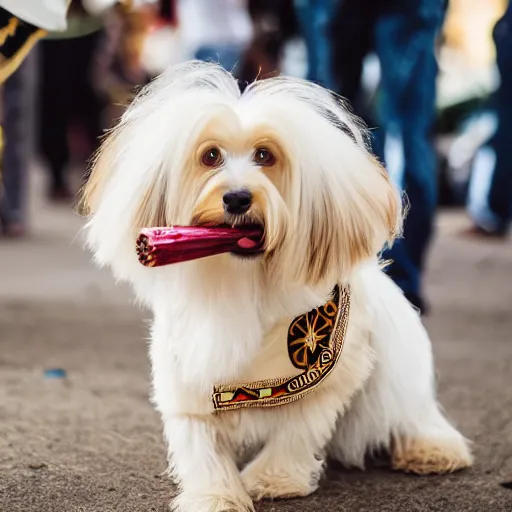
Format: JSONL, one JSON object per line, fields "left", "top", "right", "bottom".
{"left": 254, "top": 148, "right": 275, "bottom": 167}
{"left": 201, "top": 147, "right": 223, "bottom": 167}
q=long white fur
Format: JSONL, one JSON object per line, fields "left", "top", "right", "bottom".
{"left": 82, "top": 61, "right": 472, "bottom": 512}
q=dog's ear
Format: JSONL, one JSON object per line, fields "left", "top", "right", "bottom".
{"left": 76, "top": 132, "right": 117, "bottom": 217}
{"left": 132, "top": 171, "right": 169, "bottom": 229}
{"left": 77, "top": 127, "right": 170, "bottom": 228}
{"left": 299, "top": 153, "right": 402, "bottom": 285}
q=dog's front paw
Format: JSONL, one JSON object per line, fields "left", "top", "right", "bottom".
{"left": 241, "top": 458, "right": 321, "bottom": 501}
{"left": 171, "top": 491, "right": 254, "bottom": 512}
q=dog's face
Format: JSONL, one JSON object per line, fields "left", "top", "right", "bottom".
{"left": 182, "top": 116, "right": 291, "bottom": 260}
{"left": 80, "top": 62, "right": 401, "bottom": 286}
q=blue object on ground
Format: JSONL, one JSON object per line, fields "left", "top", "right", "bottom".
{"left": 44, "top": 368, "right": 67, "bottom": 379}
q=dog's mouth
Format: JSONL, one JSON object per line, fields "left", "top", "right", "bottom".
{"left": 221, "top": 222, "right": 265, "bottom": 258}
{"left": 196, "top": 221, "right": 266, "bottom": 258}
{"left": 231, "top": 223, "right": 265, "bottom": 258}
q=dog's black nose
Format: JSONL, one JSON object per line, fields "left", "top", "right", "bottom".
{"left": 223, "top": 190, "right": 252, "bottom": 215}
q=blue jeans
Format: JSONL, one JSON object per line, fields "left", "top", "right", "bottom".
{"left": 373, "top": 1, "right": 447, "bottom": 298}
{"left": 470, "top": 5, "right": 512, "bottom": 234}
{"left": 293, "top": 0, "right": 337, "bottom": 90}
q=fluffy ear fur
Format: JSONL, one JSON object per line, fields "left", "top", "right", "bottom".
{"left": 296, "top": 151, "right": 402, "bottom": 285}
{"left": 298, "top": 152, "right": 402, "bottom": 285}
{"left": 77, "top": 130, "right": 119, "bottom": 218}
{"left": 77, "top": 127, "right": 170, "bottom": 230}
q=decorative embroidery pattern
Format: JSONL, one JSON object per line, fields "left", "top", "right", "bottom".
{"left": 212, "top": 284, "right": 351, "bottom": 411}
{"left": 288, "top": 287, "right": 339, "bottom": 369}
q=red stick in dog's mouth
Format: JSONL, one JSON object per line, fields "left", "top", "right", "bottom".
{"left": 136, "top": 225, "right": 265, "bottom": 267}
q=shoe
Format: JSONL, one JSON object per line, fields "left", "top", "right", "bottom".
{"left": 461, "top": 225, "right": 508, "bottom": 240}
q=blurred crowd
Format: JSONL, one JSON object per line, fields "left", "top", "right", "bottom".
{"left": 0, "top": 0, "right": 510, "bottom": 312}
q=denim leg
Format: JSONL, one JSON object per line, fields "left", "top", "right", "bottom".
{"left": 374, "top": 2, "right": 446, "bottom": 297}
{"left": 294, "top": 0, "right": 337, "bottom": 89}
{"left": 487, "top": 6, "right": 512, "bottom": 232}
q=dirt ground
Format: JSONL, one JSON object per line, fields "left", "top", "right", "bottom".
{"left": 1, "top": 171, "right": 512, "bottom": 512}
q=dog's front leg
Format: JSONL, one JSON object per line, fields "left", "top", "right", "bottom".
{"left": 241, "top": 394, "right": 340, "bottom": 501}
{"left": 163, "top": 415, "right": 254, "bottom": 512}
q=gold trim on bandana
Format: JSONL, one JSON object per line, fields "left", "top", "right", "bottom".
{"left": 212, "top": 284, "right": 351, "bottom": 411}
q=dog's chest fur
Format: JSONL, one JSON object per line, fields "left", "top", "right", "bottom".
{"left": 149, "top": 258, "right": 375, "bottom": 425}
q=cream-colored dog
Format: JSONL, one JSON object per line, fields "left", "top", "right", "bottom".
{"left": 80, "top": 61, "right": 472, "bottom": 512}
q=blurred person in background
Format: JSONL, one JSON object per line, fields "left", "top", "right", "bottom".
{"left": 0, "top": 0, "right": 153, "bottom": 237}
{"left": 38, "top": 0, "right": 106, "bottom": 203}
{"left": 331, "top": 0, "right": 448, "bottom": 313}
{"left": 0, "top": 51, "right": 38, "bottom": 237}
{"left": 466, "top": 1, "right": 512, "bottom": 239}
{"left": 239, "top": 0, "right": 298, "bottom": 84}
{"left": 93, "top": 0, "right": 168, "bottom": 113}
{"left": 0, "top": 1, "right": 142, "bottom": 82}
{"left": 330, "top": 1, "right": 376, "bottom": 126}
{"left": 0, "top": 2, "right": 67, "bottom": 235}
{"left": 178, "top": 0, "right": 253, "bottom": 75}
{"left": 38, "top": 0, "right": 159, "bottom": 203}
{"left": 293, "top": 0, "right": 336, "bottom": 89}
{"left": 0, "top": 2, "right": 64, "bottom": 84}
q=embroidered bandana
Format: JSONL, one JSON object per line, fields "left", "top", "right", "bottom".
{"left": 212, "top": 284, "right": 351, "bottom": 411}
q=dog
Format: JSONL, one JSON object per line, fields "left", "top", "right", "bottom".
{"left": 79, "top": 61, "right": 472, "bottom": 512}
